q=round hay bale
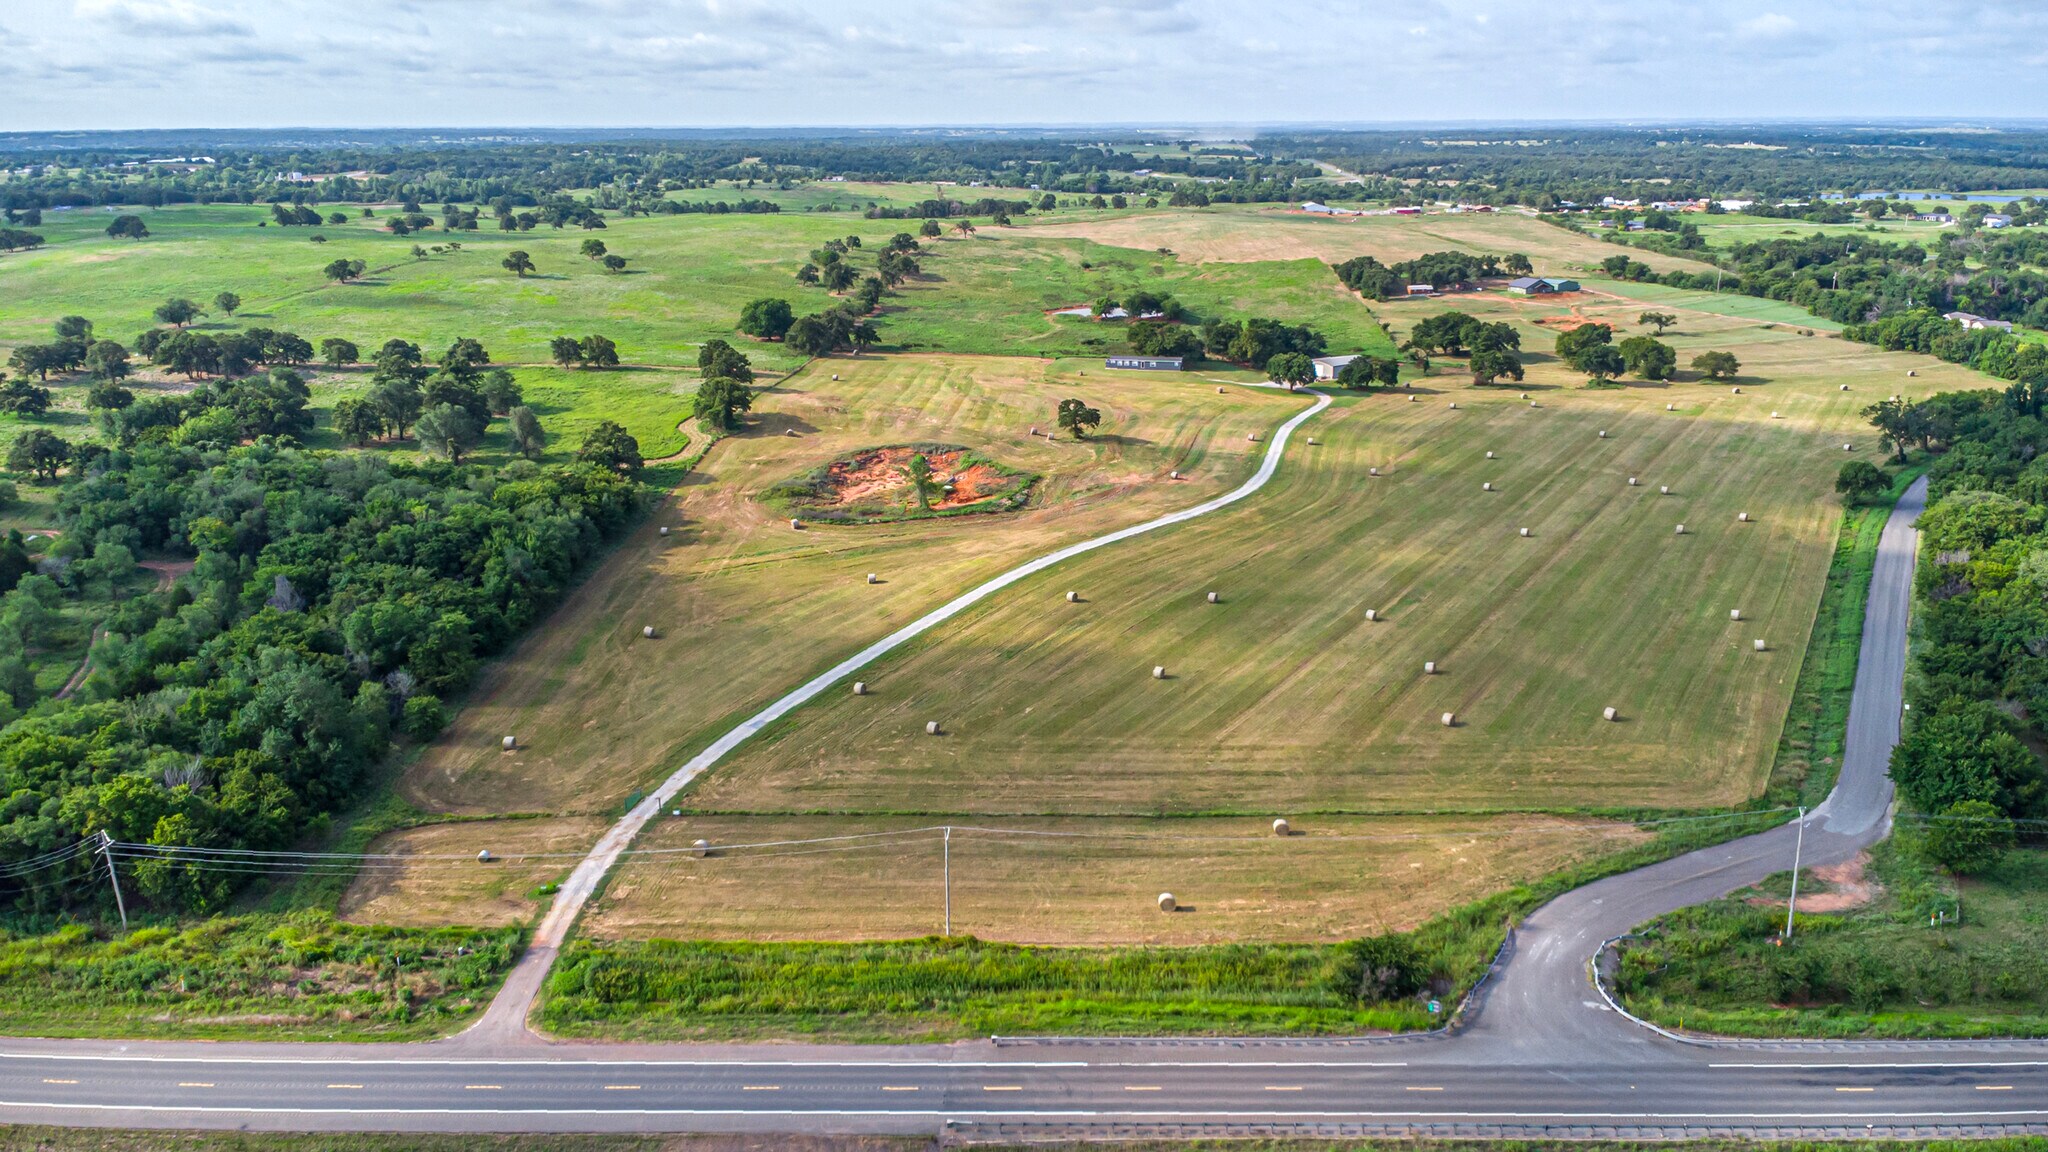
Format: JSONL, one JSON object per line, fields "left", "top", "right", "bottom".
{"left": 1519, "top": 392, "right": 1528, "bottom": 399}
{"left": 691, "top": 839, "right": 710, "bottom": 859}
{"left": 1030, "top": 426, "right": 1039, "bottom": 436}
{"left": 1519, "top": 527, "right": 1530, "bottom": 537}
{"left": 1482, "top": 481, "right": 1493, "bottom": 491}
{"left": 1599, "top": 430, "right": 1608, "bottom": 439}
{"left": 1731, "top": 609, "right": 1742, "bottom": 620}
{"left": 1218, "top": 386, "right": 1227, "bottom": 394}
{"left": 1772, "top": 411, "right": 1781, "bottom": 419}
{"left": 1675, "top": 523, "right": 1687, "bottom": 535}
{"left": 642, "top": 625, "right": 656, "bottom": 639}
{"left": 790, "top": 518, "right": 804, "bottom": 530}
{"left": 1603, "top": 706, "right": 1618, "bottom": 722}
{"left": 1066, "top": 590, "right": 1079, "bottom": 603}
{"left": 867, "top": 572, "right": 878, "bottom": 584}
{"left": 1530, "top": 401, "right": 1539, "bottom": 407}
{"left": 502, "top": 736, "right": 517, "bottom": 751}
{"left": 832, "top": 373, "right": 840, "bottom": 381}
{"left": 1364, "top": 609, "right": 1377, "bottom": 621}
{"left": 1408, "top": 395, "right": 1418, "bottom": 402}
{"left": 658, "top": 526, "right": 671, "bottom": 537}
{"left": 1272, "top": 818, "right": 1290, "bottom": 837}
{"left": 786, "top": 429, "right": 797, "bottom": 437}
{"left": 1170, "top": 470, "right": 1181, "bottom": 479}
{"left": 1660, "top": 485, "right": 1671, "bottom": 495}
{"left": 852, "top": 681, "right": 868, "bottom": 695}
{"left": 1843, "top": 443, "right": 1854, "bottom": 451}
{"left": 1666, "top": 403, "right": 1675, "bottom": 411}
{"left": 1153, "top": 665, "right": 1167, "bottom": 680}
{"left": 1754, "top": 638, "right": 1767, "bottom": 652}
{"left": 477, "top": 849, "right": 494, "bottom": 863}
{"left": 1841, "top": 384, "right": 1850, "bottom": 391}
{"left": 1441, "top": 711, "right": 1456, "bottom": 727}
{"left": 1369, "top": 466, "right": 1380, "bottom": 476}
{"left": 1448, "top": 402, "right": 1459, "bottom": 409}
{"left": 1738, "top": 512, "right": 1750, "bottom": 522}
{"left": 925, "top": 720, "right": 941, "bottom": 735}
{"left": 1423, "top": 660, "right": 1437, "bottom": 675}
{"left": 1628, "top": 477, "right": 1638, "bottom": 486}
{"left": 1908, "top": 370, "right": 1918, "bottom": 378}
{"left": 1247, "top": 432, "right": 1260, "bottom": 442}
{"left": 1486, "top": 450, "right": 1495, "bottom": 459}
{"left": 1207, "top": 591, "right": 1219, "bottom": 604}
{"left": 1307, "top": 436, "right": 1317, "bottom": 445}
{"left": 1158, "top": 892, "right": 1177, "bottom": 912}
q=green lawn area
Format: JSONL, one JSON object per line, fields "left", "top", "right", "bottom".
{"left": 1617, "top": 843, "right": 2048, "bottom": 1039}
{"left": 1592, "top": 278, "right": 1848, "bottom": 331}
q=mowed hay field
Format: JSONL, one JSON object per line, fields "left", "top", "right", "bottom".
{"left": 582, "top": 814, "right": 1649, "bottom": 945}
{"left": 1022, "top": 206, "right": 1718, "bottom": 274}
{"left": 685, "top": 288, "right": 1974, "bottom": 817}
{"left": 399, "top": 353, "right": 1290, "bottom": 816}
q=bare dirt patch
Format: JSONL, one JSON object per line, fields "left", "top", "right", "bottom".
{"left": 1750, "top": 852, "right": 1881, "bottom": 913}
{"left": 765, "top": 442, "right": 1036, "bottom": 522}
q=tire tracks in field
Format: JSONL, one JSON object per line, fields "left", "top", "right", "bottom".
{"left": 465, "top": 385, "right": 1331, "bottom": 1043}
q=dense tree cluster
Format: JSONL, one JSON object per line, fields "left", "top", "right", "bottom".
{"left": 1332, "top": 251, "right": 1530, "bottom": 300}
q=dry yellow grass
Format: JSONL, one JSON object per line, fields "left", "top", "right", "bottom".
{"left": 338, "top": 817, "right": 610, "bottom": 928}
{"left": 1022, "top": 207, "right": 1717, "bottom": 274}
{"left": 401, "top": 354, "right": 1286, "bottom": 817}
{"left": 582, "top": 814, "right": 1648, "bottom": 945}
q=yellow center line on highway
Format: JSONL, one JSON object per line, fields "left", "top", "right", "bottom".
{"left": 464, "top": 1085, "right": 502, "bottom": 1091}
{"left": 1979, "top": 1085, "right": 2014, "bottom": 1091}
{"left": 983, "top": 1085, "right": 1023, "bottom": 1092}
{"left": 326, "top": 1084, "right": 363, "bottom": 1090}
{"left": 1405, "top": 1086, "right": 1445, "bottom": 1092}
{"left": 1264, "top": 1085, "right": 1303, "bottom": 1092}
{"left": 1835, "top": 1087, "right": 1876, "bottom": 1093}
{"left": 42, "top": 1079, "right": 76, "bottom": 1085}
{"left": 742, "top": 1085, "right": 781, "bottom": 1091}
{"left": 604, "top": 1085, "right": 641, "bottom": 1091}
{"left": 1124, "top": 1085, "right": 1162, "bottom": 1092}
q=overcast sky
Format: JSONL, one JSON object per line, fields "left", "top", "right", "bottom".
{"left": 6, "top": 0, "right": 2047, "bottom": 131}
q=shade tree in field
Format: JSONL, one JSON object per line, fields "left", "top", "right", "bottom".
{"left": 602, "top": 254, "right": 627, "bottom": 273}
{"left": 105, "top": 215, "right": 149, "bottom": 240}
{"left": 1468, "top": 348, "right": 1525, "bottom": 386}
{"left": 1690, "top": 350, "right": 1740, "bottom": 380}
{"left": 579, "top": 334, "right": 620, "bottom": 368}
{"left": 919, "top": 219, "right": 943, "bottom": 239}
{"left": 578, "top": 419, "right": 643, "bottom": 475}
{"left": 320, "top": 337, "right": 360, "bottom": 367}
{"left": 739, "top": 298, "right": 795, "bottom": 340}
{"left": 331, "top": 396, "right": 386, "bottom": 445}
{"left": 1265, "top": 351, "right": 1315, "bottom": 390}
{"left": 1637, "top": 311, "right": 1677, "bottom": 335}
{"left": 1335, "top": 355, "right": 1400, "bottom": 389}
{"left": 85, "top": 341, "right": 131, "bottom": 381}
{"left": 481, "top": 369, "right": 523, "bottom": 415}
{"left": 1056, "top": 397, "right": 1102, "bottom": 439}
{"left": 323, "top": 258, "right": 367, "bottom": 283}
{"left": 783, "top": 315, "right": 838, "bottom": 357}
{"left": 154, "top": 298, "right": 202, "bottom": 328}
{"left": 1835, "top": 460, "right": 1889, "bottom": 505}
{"left": 0, "top": 379, "right": 53, "bottom": 417}
{"left": 1617, "top": 335, "right": 1677, "bottom": 380}
{"left": 1577, "top": 344, "right": 1627, "bottom": 384}
{"left": 215, "top": 292, "right": 242, "bottom": 317}
{"left": 697, "top": 339, "right": 755, "bottom": 383}
{"left": 1553, "top": 322, "right": 1614, "bottom": 370}
{"left": 502, "top": 250, "right": 536, "bottom": 277}
{"left": 581, "top": 238, "right": 608, "bottom": 260}
{"left": 694, "top": 375, "right": 753, "bottom": 432}
{"left": 85, "top": 382, "right": 134, "bottom": 411}
{"left": 55, "top": 316, "right": 93, "bottom": 342}
{"left": 821, "top": 261, "right": 858, "bottom": 292}
{"left": 902, "top": 452, "right": 942, "bottom": 512}
{"left": 550, "top": 336, "right": 583, "bottom": 367}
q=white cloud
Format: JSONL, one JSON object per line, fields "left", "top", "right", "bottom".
{"left": 73, "top": 0, "right": 252, "bottom": 36}
{"left": 1738, "top": 12, "right": 1797, "bottom": 38}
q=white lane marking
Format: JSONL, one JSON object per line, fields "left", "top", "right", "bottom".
{"left": 325, "top": 1084, "right": 362, "bottom": 1090}
{"left": 604, "top": 1085, "right": 639, "bottom": 1091}
{"left": 1835, "top": 1087, "right": 1875, "bottom": 1093}
{"left": 5, "top": 1101, "right": 2048, "bottom": 1121}
{"left": 40, "top": 1080, "right": 75, "bottom": 1085}
{"left": 881, "top": 1086, "right": 919, "bottom": 1092}
{"left": 1265, "top": 1086, "right": 1303, "bottom": 1092}
{"left": 1713, "top": 1061, "right": 2048, "bottom": 1070}
{"left": 175, "top": 1083, "right": 212, "bottom": 1089}
{"left": 741, "top": 1086, "right": 780, "bottom": 1091}
{"left": 983, "top": 1085, "right": 1024, "bottom": 1092}
{"left": 1124, "top": 1086, "right": 1162, "bottom": 1092}
{"left": 1978, "top": 1086, "right": 2013, "bottom": 1091}
{"left": 463, "top": 1085, "right": 501, "bottom": 1091}
{"left": 1405, "top": 1086, "right": 1444, "bottom": 1092}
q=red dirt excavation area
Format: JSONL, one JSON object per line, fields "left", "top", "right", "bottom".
{"left": 824, "top": 447, "right": 1003, "bottom": 510}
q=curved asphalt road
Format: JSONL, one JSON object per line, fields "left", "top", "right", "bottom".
{"left": 7, "top": 465, "right": 2044, "bottom": 1139}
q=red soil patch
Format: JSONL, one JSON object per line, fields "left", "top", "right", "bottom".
{"left": 1748, "top": 851, "right": 1881, "bottom": 914}
{"left": 823, "top": 448, "right": 1005, "bottom": 510}
{"left": 1533, "top": 305, "right": 1609, "bottom": 332}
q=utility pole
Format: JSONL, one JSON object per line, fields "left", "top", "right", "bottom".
{"left": 98, "top": 831, "right": 128, "bottom": 931}
{"left": 942, "top": 826, "right": 953, "bottom": 937}
{"left": 1784, "top": 807, "right": 1806, "bottom": 941}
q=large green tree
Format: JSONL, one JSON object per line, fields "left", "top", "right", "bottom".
{"left": 577, "top": 420, "right": 643, "bottom": 475}
{"left": 694, "top": 376, "right": 754, "bottom": 432}
{"left": 1056, "top": 397, "right": 1102, "bottom": 439}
